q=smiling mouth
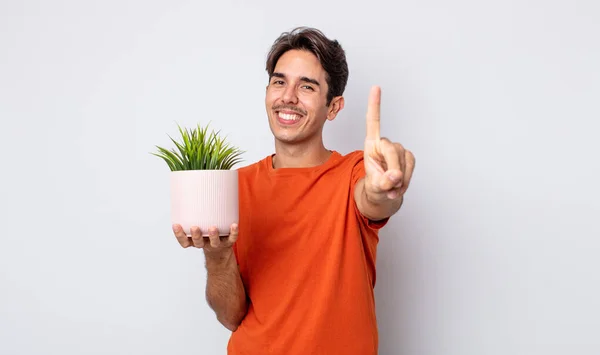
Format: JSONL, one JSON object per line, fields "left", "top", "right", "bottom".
{"left": 277, "top": 111, "right": 302, "bottom": 122}
{"left": 273, "top": 105, "right": 306, "bottom": 124}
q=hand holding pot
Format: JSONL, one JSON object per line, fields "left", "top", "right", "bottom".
{"left": 173, "top": 223, "right": 239, "bottom": 252}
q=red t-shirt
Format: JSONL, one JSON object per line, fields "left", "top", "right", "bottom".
{"left": 229, "top": 150, "right": 387, "bottom": 355}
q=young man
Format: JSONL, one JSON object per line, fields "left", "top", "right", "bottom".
{"left": 172, "top": 27, "right": 415, "bottom": 355}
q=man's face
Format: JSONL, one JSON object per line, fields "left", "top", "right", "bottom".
{"left": 265, "top": 49, "right": 339, "bottom": 145}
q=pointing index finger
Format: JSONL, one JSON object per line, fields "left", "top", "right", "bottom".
{"left": 366, "top": 86, "right": 381, "bottom": 140}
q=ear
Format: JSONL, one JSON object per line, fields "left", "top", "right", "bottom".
{"left": 326, "top": 96, "right": 345, "bottom": 121}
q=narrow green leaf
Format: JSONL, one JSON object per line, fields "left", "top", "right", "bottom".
{"left": 151, "top": 122, "right": 244, "bottom": 171}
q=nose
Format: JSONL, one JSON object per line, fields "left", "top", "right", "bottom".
{"left": 281, "top": 84, "right": 299, "bottom": 105}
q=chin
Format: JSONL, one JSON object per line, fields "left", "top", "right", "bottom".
{"left": 273, "top": 131, "right": 300, "bottom": 144}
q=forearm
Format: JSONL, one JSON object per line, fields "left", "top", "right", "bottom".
{"left": 204, "top": 248, "right": 248, "bottom": 332}
{"left": 355, "top": 178, "right": 403, "bottom": 221}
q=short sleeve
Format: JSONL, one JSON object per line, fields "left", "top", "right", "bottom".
{"left": 350, "top": 152, "right": 389, "bottom": 230}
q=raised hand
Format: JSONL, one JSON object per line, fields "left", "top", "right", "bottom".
{"left": 363, "top": 86, "right": 415, "bottom": 203}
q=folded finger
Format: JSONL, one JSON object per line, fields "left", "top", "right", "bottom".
{"left": 379, "top": 139, "right": 402, "bottom": 190}
{"left": 400, "top": 150, "right": 416, "bottom": 195}
{"left": 396, "top": 143, "right": 406, "bottom": 177}
{"left": 380, "top": 138, "right": 401, "bottom": 172}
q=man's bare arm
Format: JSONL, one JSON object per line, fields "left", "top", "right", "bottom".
{"left": 173, "top": 224, "right": 248, "bottom": 332}
{"left": 204, "top": 244, "right": 247, "bottom": 331}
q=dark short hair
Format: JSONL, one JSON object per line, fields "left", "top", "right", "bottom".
{"left": 266, "top": 27, "right": 349, "bottom": 105}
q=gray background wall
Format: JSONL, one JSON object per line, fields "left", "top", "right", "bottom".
{"left": 1, "top": 0, "right": 599, "bottom": 354}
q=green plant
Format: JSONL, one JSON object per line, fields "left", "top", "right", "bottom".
{"left": 152, "top": 123, "right": 244, "bottom": 171}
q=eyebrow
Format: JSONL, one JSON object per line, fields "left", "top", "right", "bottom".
{"left": 271, "top": 72, "right": 321, "bottom": 87}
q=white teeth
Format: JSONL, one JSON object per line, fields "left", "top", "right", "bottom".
{"left": 279, "top": 112, "right": 300, "bottom": 121}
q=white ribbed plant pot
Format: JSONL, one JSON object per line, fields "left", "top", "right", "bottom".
{"left": 170, "top": 170, "right": 239, "bottom": 236}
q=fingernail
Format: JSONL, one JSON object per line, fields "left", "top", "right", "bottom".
{"left": 388, "top": 173, "right": 399, "bottom": 182}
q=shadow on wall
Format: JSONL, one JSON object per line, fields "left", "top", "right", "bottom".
{"left": 375, "top": 204, "right": 430, "bottom": 355}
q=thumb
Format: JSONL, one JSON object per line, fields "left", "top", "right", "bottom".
{"left": 378, "top": 169, "right": 403, "bottom": 191}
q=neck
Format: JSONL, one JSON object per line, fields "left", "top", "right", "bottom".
{"left": 272, "top": 139, "right": 331, "bottom": 169}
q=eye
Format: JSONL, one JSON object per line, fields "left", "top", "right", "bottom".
{"left": 301, "top": 85, "right": 315, "bottom": 91}
{"left": 271, "top": 80, "right": 285, "bottom": 86}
